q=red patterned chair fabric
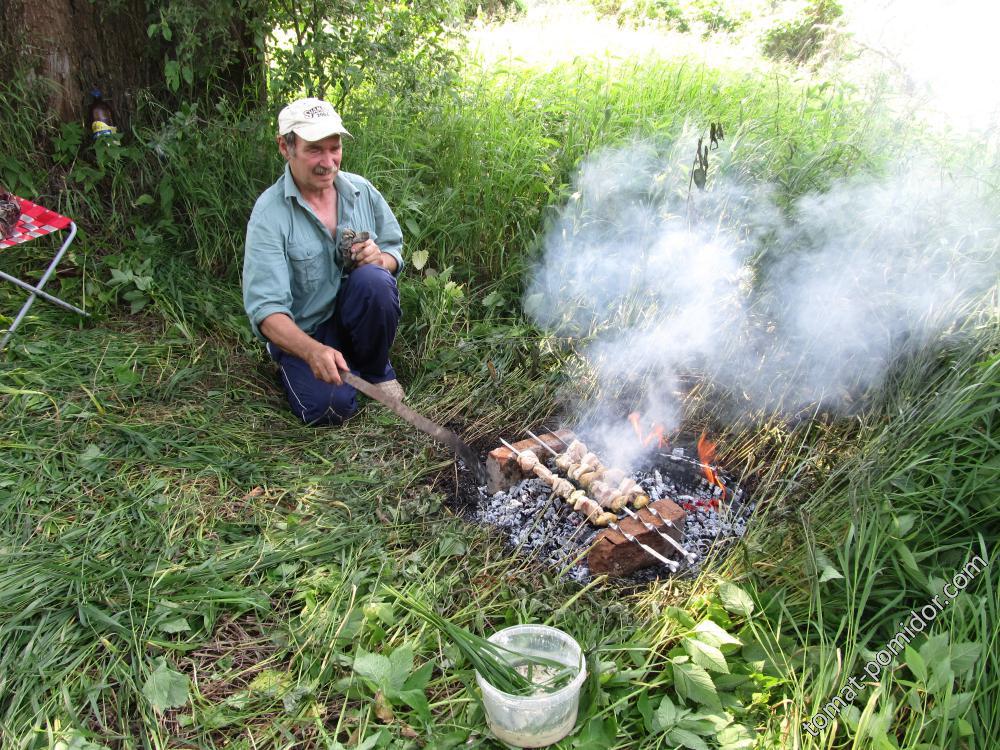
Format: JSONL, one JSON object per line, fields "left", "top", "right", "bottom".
{"left": 0, "top": 196, "right": 87, "bottom": 348}
{"left": 0, "top": 198, "right": 73, "bottom": 249}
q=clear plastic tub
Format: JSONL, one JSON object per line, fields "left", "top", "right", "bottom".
{"left": 475, "top": 624, "right": 587, "bottom": 748}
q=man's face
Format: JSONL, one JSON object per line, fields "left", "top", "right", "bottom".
{"left": 279, "top": 133, "right": 343, "bottom": 193}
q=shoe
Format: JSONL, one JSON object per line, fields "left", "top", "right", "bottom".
{"left": 374, "top": 378, "right": 406, "bottom": 401}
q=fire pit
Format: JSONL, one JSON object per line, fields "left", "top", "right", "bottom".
{"left": 470, "top": 427, "right": 752, "bottom": 581}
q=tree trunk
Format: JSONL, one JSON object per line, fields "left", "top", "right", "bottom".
{"left": 0, "top": 1, "right": 265, "bottom": 131}
{"left": 1, "top": 0, "right": 163, "bottom": 131}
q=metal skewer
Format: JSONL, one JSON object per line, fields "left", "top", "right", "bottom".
{"left": 500, "top": 437, "right": 679, "bottom": 571}
{"left": 525, "top": 431, "right": 695, "bottom": 564}
{"left": 543, "top": 431, "right": 692, "bottom": 534}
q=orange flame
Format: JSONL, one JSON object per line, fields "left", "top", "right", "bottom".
{"left": 646, "top": 424, "right": 665, "bottom": 448}
{"left": 628, "top": 412, "right": 643, "bottom": 442}
{"left": 697, "top": 430, "right": 726, "bottom": 500}
{"left": 629, "top": 412, "right": 670, "bottom": 449}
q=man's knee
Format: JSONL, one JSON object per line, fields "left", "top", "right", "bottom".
{"left": 283, "top": 374, "right": 358, "bottom": 426}
{"left": 345, "top": 264, "right": 398, "bottom": 307}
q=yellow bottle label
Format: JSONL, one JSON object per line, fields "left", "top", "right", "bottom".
{"left": 92, "top": 121, "right": 118, "bottom": 136}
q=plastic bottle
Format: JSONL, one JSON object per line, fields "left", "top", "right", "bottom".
{"left": 88, "top": 88, "right": 118, "bottom": 140}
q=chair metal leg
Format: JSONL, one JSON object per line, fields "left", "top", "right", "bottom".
{"left": 1, "top": 222, "right": 83, "bottom": 349}
{"left": 0, "top": 270, "right": 89, "bottom": 316}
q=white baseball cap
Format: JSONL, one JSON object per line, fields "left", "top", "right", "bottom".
{"left": 278, "top": 97, "right": 352, "bottom": 141}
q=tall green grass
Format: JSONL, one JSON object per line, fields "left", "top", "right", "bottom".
{"left": 1, "top": 43, "right": 996, "bottom": 750}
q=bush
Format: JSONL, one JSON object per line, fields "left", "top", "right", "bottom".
{"left": 590, "top": 0, "right": 747, "bottom": 35}
{"left": 762, "top": 0, "right": 844, "bottom": 64}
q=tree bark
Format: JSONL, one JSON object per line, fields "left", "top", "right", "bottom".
{"left": 1, "top": 0, "right": 164, "bottom": 131}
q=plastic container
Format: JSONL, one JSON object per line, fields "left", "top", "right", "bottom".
{"left": 475, "top": 625, "right": 586, "bottom": 748}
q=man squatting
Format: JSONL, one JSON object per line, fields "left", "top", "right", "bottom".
{"left": 243, "top": 98, "right": 405, "bottom": 424}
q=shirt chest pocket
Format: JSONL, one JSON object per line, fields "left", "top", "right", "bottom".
{"left": 287, "top": 241, "right": 326, "bottom": 294}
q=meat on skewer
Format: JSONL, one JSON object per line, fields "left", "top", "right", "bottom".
{"left": 526, "top": 431, "right": 696, "bottom": 564}
{"left": 502, "top": 438, "right": 679, "bottom": 571}
{"left": 554, "top": 441, "right": 650, "bottom": 510}
{"left": 503, "top": 441, "right": 617, "bottom": 527}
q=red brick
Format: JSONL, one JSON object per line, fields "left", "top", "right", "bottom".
{"left": 485, "top": 429, "right": 577, "bottom": 494}
{"left": 587, "top": 499, "right": 686, "bottom": 577}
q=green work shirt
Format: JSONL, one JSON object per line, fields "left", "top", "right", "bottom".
{"left": 242, "top": 165, "right": 404, "bottom": 341}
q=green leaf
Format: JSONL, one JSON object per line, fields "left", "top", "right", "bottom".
{"left": 388, "top": 643, "right": 414, "bottom": 692}
{"left": 436, "top": 533, "right": 467, "bottom": 558}
{"left": 664, "top": 606, "right": 697, "bottom": 629}
{"left": 949, "top": 642, "right": 981, "bottom": 675}
{"left": 919, "top": 633, "right": 950, "bottom": 665}
{"left": 718, "top": 582, "right": 755, "bottom": 617}
{"left": 717, "top": 723, "right": 755, "bottom": 750}
{"left": 164, "top": 60, "right": 180, "bottom": 92}
{"left": 683, "top": 637, "right": 729, "bottom": 673}
{"left": 143, "top": 657, "right": 190, "bottom": 713}
{"left": 904, "top": 645, "right": 927, "bottom": 682}
{"left": 402, "top": 660, "right": 434, "bottom": 692}
{"left": 397, "top": 688, "right": 430, "bottom": 723}
{"left": 410, "top": 249, "right": 429, "bottom": 270}
{"left": 78, "top": 444, "right": 106, "bottom": 472}
{"left": 573, "top": 716, "right": 617, "bottom": 749}
{"left": 353, "top": 649, "right": 392, "bottom": 690}
{"left": 159, "top": 616, "right": 190, "bottom": 634}
{"left": 637, "top": 689, "right": 654, "bottom": 732}
{"left": 404, "top": 217, "right": 421, "bottom": 237}
{"left": 482, "top": 290, "right": 504, "bottom": 308}
{"left": 692, "top": 619, "right": 741, "bottom": 649}
{"left": 652, "top": 694, "right": 678, "bottom": 732}
{"left": 672, "top": 660, "right": 720, "bottom": 708}
{"left": 894, "top": 514, "right": 916, "bottom": 535}
{"left": 926, "top": 657, "right": 954, "bottom": 694}
{"left": 667, "top": 727, "right": 710, "bottom": 750}
{"left": 815, "top": 551, "right": 844, "bottom": 583}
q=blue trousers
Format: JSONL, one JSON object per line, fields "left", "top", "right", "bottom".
{"left": 268, "top": 264, "right": 401, "bottom": 425}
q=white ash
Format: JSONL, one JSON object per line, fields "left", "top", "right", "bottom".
{"left": 476, "top": 458, "right": 753, "bottom": 583}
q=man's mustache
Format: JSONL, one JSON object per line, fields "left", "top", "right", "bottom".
{"left": 313, "top": 166, "right": 335, "bottom": 175}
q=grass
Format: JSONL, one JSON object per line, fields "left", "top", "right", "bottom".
{"left": 1, "top": 30, "right": 998, "bottom": 750}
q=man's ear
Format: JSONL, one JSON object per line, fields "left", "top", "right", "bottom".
{"left": 277, "top": 135, "right": 290, "bottom": 160}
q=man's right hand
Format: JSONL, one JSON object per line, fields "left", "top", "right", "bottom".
{"left": 305, "top": 343, "right": 349, "bottom": 385}
{"left": 260, "top": 313, "right": 350, "bottom": 384}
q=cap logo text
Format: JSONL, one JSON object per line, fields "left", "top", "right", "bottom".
{"left": 303, "top": 106, "right": 329, "bottom": 119}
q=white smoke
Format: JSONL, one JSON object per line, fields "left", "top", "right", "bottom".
{"left": 844, "top": 0, "right": 1000, "bottom": 134}
{"left": 524, "top": 134, "right": 999, "bottom": 467}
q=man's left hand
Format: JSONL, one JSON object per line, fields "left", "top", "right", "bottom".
{"left": 351, "top": 239, "right": 396, "bottom": 272}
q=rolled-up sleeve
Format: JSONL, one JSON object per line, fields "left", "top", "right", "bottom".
{"left": 243, "top": 211, "right": 293, "bottom": 341}
{"left": 371, "top": 186, "right": 404, "bottom": 276}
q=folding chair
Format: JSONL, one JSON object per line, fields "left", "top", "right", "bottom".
{"left": 0, "top": 197, "right": 89, "bottom": 348}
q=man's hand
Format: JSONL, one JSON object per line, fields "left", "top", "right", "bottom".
{"left": 351, "top": 239, "right": 397, "bottom": 272}
{"left": 305, "top": 343, "right": 349, "bottom": 385}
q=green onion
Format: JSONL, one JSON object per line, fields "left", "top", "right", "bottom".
{"left": 384, "top": 586, "right": 578, "bottom": 696}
